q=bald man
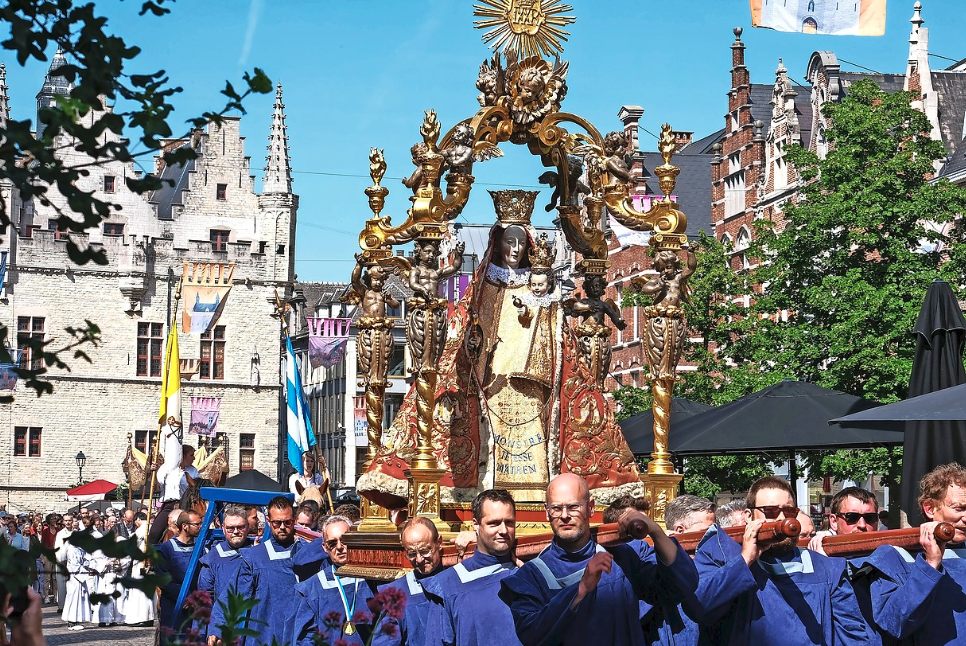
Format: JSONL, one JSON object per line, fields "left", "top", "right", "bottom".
{"left": 499, "top": 474, "right": 698, "bottom": 646}
{"left": 379, "top": 517, "right": 445, "bottom": 646}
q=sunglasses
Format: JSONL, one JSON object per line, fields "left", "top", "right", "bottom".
{"left": 837, "top": 512, "right": 879, "bottom": 526}
{"left": 751, "top": 505, "right": 799, "bottom": 520}
{"left": 268, "top": 519, "right": 294, "bottom": 529}
{"left": 324, "top": 537, "right": 346, "bottom": 550}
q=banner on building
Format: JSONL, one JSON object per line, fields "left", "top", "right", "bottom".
{"left": 181, "top": 262, "right": 235, "bottom": 334}
{"left": 750, "top": 0, "right": 886, "bottom": 36}
{"left": 0, "top": 349, "right": 22, "bottom": 391}
{"left": 353, "top": 396, "right": 368, "bottom": 445}
{"left": 306, "top": 317, "right": 352, "bottom": 369}
{"left": 189, "top": 396, "right": 222, "bottom": 436}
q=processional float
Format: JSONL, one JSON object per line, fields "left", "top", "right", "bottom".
{"left": 340, "top": 1, "right": 696, "bottom": 577}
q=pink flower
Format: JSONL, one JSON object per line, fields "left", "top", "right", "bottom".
{"left": 351, "top": 609, "right": 372, "bottom": 625}
{"left": 334, "top": 639, "right": 350, "bottom": 646}
{"left": 323, "top": 609, "right": 344, "bottom": 628}
{"left": 366, "top": 595, "right": 384, "bottom": 615}
{"left": 183, "top": 589, "right": 213, "bottom": 623}
{"left": 372, "top": 586, "right": 407, "bottom": 620}
{"left": 381, "top": 620, "right": 399, "bottom": 638}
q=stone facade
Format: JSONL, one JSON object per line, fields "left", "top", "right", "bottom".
{"left": 0, "top": 64, "right": 298, "bottom": 513}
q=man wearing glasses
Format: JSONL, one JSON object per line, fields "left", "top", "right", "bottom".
{"left": 288, "top": 514, "right": 379, "bottom": 646}
{"left": 197, "top": 504, "right": 254, "bottom": 611}
{"left": 499, "top": 474, "right": 696, "bottom": 646}
{"left": 155, "top": 510, "right": 202, "bottom": 642}
{"left": 689, "top": 475, "right": 869, "bottom": 645}
{"left": 209, "top": 496, "right": 301, "bottom": 646}
{"left": 378, "top": 517, "right": 445, "bottom": 646}
{"left": 808, "top": 487, "right": 880, "bottom": 556}
{"left": 423, "top": 489, "right": 521, "bottom": 646}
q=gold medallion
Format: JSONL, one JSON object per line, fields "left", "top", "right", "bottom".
{"left": 343, "top": 620, "right": 356, "bottom": 636}
{"left": 474, "top": 0, "right": 576, "bottom": 58}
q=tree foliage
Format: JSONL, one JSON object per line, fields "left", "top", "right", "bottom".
{"left": 0, "top": 0, "right": 272, "bottom": 397}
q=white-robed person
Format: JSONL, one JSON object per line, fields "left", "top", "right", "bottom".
{"left": 121, "top": 511, "right": 156, "bottom": 627}
{"left": 91, "top": 533, "right": 126, "bottom": 626}
{"left": 62, "top": 538, "right": 92, "bottom": 630}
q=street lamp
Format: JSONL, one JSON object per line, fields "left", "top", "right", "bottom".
{"left": 75, "top": 451, "right": 86, "bottom": 514}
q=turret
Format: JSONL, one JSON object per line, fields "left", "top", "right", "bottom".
{"left": 262, "top": 83, "right": 293, "bottom": 194}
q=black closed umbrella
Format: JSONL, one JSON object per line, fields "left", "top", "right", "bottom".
{"left": 619, "top": 398, "right": 713, "bottom": 454}
{"left": 223, "top": 469, "right": 283, "bottom": 492}
{"left": 901, "top": 279, "right": 966, "bottom": 525}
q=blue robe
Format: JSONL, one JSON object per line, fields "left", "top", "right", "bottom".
{"left": 499, "top": 537, "right": 696, "bottom": 646}
{"left": 293, "top": 535, "right": 329, "bottom": 582}
{"left": 197, "top": 540, "right": 251, "bottom": 636}
{"left": 689, "top": 524, "right": 870, "bottom": 645}
{"left": 209, "top": 536, "right": 301, "bottom": 646}
{"left": 155, "top": 537, "right": 196, "bottom": 635}
{"left": 288, "top": 559, "right": 383, "bottom": 646}
{"left": 863, "top": 543, "right": 966, "bottom": 645}
{"left": 379, "top": 565, "right": 443, "bottom": 646}
{"left": 632, "top": 539, "right": 702, "bottom": 646}
{"left": 422, "top": 552, "right": 521, "bottom": 646}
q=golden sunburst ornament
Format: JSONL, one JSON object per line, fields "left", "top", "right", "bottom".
{"left": 474, "top": 0, "right": 576, "bottom": 59}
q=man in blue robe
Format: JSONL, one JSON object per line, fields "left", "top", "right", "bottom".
{"left": 287, "top": 514, "right": 381, "bottom": 646}
{"left": 423, "top": 489, "right": 521, "bottom": 646}
{"left": 499, "top": 474, "right": 697, "bottom": 646}
{"left": 155, "top": 510, "right": 202, "bottom": 642}
{"left": 689, "top": 476, "right": 870, "bottom": 645}
{"left": 859, "top": 462, "right": 966, "bottom": 645}
{"left": 207, "top": 496, "right": 301, "bottom": 646}
{"left": 198, "top": 505, "right": 253, "bottom": 596}
{"left": 379, "top": 516, "right": 446, "bottom": 646}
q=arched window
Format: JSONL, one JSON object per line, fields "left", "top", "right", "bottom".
{"left": 802, "top": 17, "right": 818, "bottom": 34}
{"left": 808, "top": 0, "right": 815, "bottom": 11}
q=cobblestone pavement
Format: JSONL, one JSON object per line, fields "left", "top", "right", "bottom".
{"left": 41, "top": 601, "right": 156, "bottom": 646}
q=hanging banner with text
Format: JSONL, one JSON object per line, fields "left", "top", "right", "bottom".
{"left": 307, "top": 317, "right": 352, "bottom": 370}
{"left": 750, "top": 0, "right": 886, "bottom": 36}
{"left": 182, "top": 262, "right": 235, "bottom": 334}
{"left": 189, "top": 396, "right": 222, "bottom": 436}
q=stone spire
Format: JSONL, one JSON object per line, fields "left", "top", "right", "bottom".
{"left": 262, "top": 83, "right": 293, "bottom": 194}
{"left": 0, "top": 63, "right": 9, "bottom": 127}
{"left": 36, "top": 48, "right": 72, "bottom": 138}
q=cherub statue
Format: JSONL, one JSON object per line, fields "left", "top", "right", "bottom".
{"left": 401, "top": 142, "right": 432, "bottom": 194}
{"left": 405, "top": 239, "right": 465, "bottom": 372}
{"left": 347, "top": 255, "right": 400, "bottom": 319}
{"left": 565, "top": 273, "right": 627, "bottom": 330}
{"left": 440, "top": 123, "right": 503, "bottom": 176}
{"left": 507, "top": 56, "right": 569, "bottom": 127}
{"left": 635, "top": 247, "right": 696, "bottom": 309}
{"left": 343, "top": 256, "right": 398, "bottom": 391}
{"left": 601, "top": 131, "right": 634, "bottom": 185}
{"left": 538, "top": 153, "right": 590, "bottom": 212}
{"left": 565, "top": 273, "right": 626, "bottom": 387}
{"left": 476, "top": 54, "right": 505, "bottom": 107}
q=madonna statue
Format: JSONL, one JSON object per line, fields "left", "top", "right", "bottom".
{"left": 357, "top": 190, "right": 642, "bottom": 507}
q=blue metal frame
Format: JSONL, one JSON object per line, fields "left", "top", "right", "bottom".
{"left": 171, "top": 487, "right": 294, "bottom": 629}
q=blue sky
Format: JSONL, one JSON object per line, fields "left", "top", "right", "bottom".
{"left": 3, "top": 0, "right": 965, "bottom": 281}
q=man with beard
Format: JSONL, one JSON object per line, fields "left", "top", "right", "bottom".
{"left": 197, "top": 504, "right": 253, "bottom": 602}
{"left": 288, "top": 515, "right": 379, "bottom": 646}
{"left": 424, "top": 489, "right": 521, "bottom": 646}
{"left": 208, "top": 496, "right": 301, "bottom": 646}
{"left": 499, "top": 474, "right": 696, "bottom": 646}
{"left": 689, "top": 476, "right": 869, "bottom": 645}
{"left": 809, "top": 487, "right": 880, "bottom": 556}
{"left": 156, "top": 510, "right": 202, "bottom": 641}
{"left": 860, "top": 463, "right": 966, "bottom": 645}
{"left": 379, "top": 517, "right": 445, "bottom": 646}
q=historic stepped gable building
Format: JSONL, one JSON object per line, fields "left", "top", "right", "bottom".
{"left": 713, "top": 3, "right": 966, "bottom": 273}
{"left": 0, "top": 52, "right": 298, "bottom": 512}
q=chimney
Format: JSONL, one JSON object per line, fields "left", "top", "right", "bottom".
{"left": 672, "top": 131, "right": 693, "bottom": 150}
{"left": 617, "top": 105, "right": 644, "bottom": 153}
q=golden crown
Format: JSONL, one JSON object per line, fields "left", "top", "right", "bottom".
{"left": 529, "top": 232, "right": 554, "bottom": 270}
{"left": 489, "top": 189, "right": 538, "bottom": 226}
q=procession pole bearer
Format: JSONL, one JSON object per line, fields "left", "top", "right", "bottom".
{"left": 146, "top": 277, "right": 184, "bottom": 544}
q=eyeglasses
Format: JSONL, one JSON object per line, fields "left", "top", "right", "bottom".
{"left": 268, "top": 519, "right": 294, "bottom": 529}
{"left": 324, "top": 538, "right": 346, "bottom": 550}
{"left": 223, "top": 525, "right": 248, "bottom": 534}
{"left": 546, "top": 504, "right": 585, "bottom": 518}
{"left": 184, "top": 522, "right": 202, "bottom": 527}
{"left": 751, "top": 505, "right": 799, "bottom": 520}
{"left": 404, "top": 548, "right": 435, "bottom": 560}
{"left": 838, "top": 512, "right": 879, "bottom": 526}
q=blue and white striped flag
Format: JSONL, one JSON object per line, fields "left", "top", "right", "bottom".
{"left": 285, "top": 335, "right": 316, "bottom": 473}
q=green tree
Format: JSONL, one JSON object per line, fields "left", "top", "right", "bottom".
{"left": 749, "top": 79, "right": 966, "bottom": 403}
{"left": 0, "top": 0, "right": 272, "bottom": 395}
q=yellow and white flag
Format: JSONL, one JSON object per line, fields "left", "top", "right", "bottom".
{"left": 159, "top": 324, "right": 182, "bottom": 427}
{"left": 750, "top": 0, "right": 886, "bottom": 36}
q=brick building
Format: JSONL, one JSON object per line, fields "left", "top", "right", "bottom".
{"left": 0, "top": 54, "right": 298, "bottom": 512}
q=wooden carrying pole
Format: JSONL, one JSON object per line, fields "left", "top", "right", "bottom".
{"left": 802, "top": 523, "right": 956, "bottom": 557}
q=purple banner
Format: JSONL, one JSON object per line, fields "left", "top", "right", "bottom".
{"left": 309, "top": 336, "right": 348, "bottom": 369}
{"left": 189, "top": 397, "right": 221, "bottom": 436}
